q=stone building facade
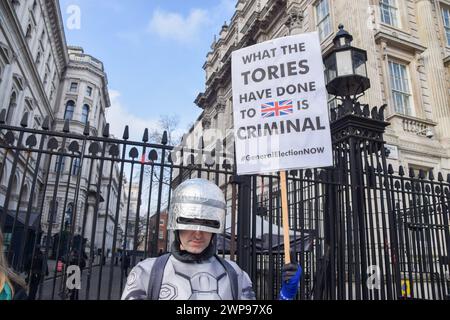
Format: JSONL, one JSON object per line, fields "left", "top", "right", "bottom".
{"left": 0, "top": 0, "right": 124, "bottom": 261}
{"left": 190, "top": 0, "right": 450, "bottom": 176}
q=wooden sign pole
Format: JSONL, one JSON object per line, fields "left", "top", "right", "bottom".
{"left": 280, "top": 170, "right": 291, "bottom": 264}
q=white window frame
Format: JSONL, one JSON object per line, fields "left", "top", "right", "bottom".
{"left": 315, "top": 0, "right": 332, "bottom": 41}
{"left": 69, "top": 82, "right": 78, "bottom": 93}
{"left": 442, "top": 7, "right": 450, "bottom": 46}
{"left": 81, "top": 104, "right": 90, "bottom": 124}
{"left": 72, "top": 158, "right": 81, "bottom": 176}
{"left": 380, "top": 0, "right": 400, "bottom": 28}
{"left": 388, "top": 60, "right": 413, "bottom": 116}
{"left": 55, "top": 155, "right": 65, "bottom": 173}
{"left": 64, "top": 100, "right": 75, "bottom": 120}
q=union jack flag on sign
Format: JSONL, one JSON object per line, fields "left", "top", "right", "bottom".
{"left": 261, "top": 100, "right": 293, "bottom": 118}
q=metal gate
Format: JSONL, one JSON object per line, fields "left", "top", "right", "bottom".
{"left": 0, "top": 102, "right": 449, "bottom": 300}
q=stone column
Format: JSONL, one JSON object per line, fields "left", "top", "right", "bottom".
{"left": 216, "top": 98, "right": 226, "bottom": 143}
{"left": 415, "top": 0, "right": 450, "bottom": 143}
{"left": 84, "top": 199, "right": 96, "bottom": 250}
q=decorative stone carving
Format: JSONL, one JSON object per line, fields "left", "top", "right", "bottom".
{"left": 216, "top": 98, "right": 226, "bottom": 114}
{"left": 285, "top": 6, "right": 303, "bottom": 33}
{"left": 202, "top": 117, "right": 211, "bottom": 130}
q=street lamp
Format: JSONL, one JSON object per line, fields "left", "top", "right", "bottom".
{"left": 323, "top": 24, "right": 370, "bottom": 98}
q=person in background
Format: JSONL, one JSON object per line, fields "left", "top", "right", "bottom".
{"left": 24, "top": 246, "right": 48, "bottom": 300}
{"left": 0, "top": 229, "right": 27, "bottom": 300}
{"left": 121, "top": 253, "right": 130, "bottom": 277}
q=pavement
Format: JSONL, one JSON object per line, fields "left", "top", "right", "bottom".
{"left": 38, "top": 259, "right": 128, "bottom": 300}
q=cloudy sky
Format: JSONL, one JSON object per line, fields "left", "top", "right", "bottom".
{"left": 59, "top": 0, "right": 236, "bottom": 140}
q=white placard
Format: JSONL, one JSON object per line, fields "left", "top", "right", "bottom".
{"left": 231, "top": 32, "right": 333, "bottom": 175}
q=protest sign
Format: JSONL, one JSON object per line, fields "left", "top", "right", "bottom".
{"left": 232, "top": 32, "right": 333, "bottom": 175}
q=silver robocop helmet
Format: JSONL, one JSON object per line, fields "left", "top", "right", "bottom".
{"left": 168, "top": 178, "right": 226, "bottom": 234}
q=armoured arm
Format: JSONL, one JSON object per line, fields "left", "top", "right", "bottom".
{"left": 121, "top": 259, "right": 155, "bottom": 300}
{"left": 240, "top": 271, "right": 256, "bottom": 300}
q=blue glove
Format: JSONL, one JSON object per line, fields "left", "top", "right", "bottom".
{"left": 279, "top": 263, "right": 302, "bottom": 300}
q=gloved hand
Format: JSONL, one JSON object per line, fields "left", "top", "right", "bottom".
{"left": 279, "top": 263, "right": 302, "bottom": 300}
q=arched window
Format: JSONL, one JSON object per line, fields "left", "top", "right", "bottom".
{"left": 72, "top": 157, "right": 81, "bottom": 176}
{"left": 20, "top": 184, "right": 29, "bottom": 205}
{"left": 55, "top": 155, "right": 65, "bottom": 173}
{"left": 64, "top": 100, "right": 75, "bottom": 120}
{"left": 0, "top": 162, "right": 7, "bottom": 186}
{"left": 6, "top": 91, "right": 17, "bottom": 124}
{"left": 81, "top": 104, "right": 90, "bottom": 124}
{"left": 25, "top": 99, "right": 33, "bottom": 126}
{"left": 11, "top": 174, "right": 19, "bottom": 195}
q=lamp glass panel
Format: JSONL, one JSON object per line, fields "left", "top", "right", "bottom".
{"left": 324, "top": 55, "right": 337, "bottom": 82}
{"left": 353, "top": 50, "right": 367, "bottom": 77}
{"left": 336, "top": 50, "right": 353, "bottom": 76}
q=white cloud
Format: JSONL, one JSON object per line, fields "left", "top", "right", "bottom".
{"left": 147, "top": 8, "right": 209, "bottom": 43}
{"left": 106, "top": 90, "right": 159, "bottom": 141}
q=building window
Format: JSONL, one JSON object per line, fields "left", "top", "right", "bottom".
{"left": 315, "top": 0, "right": 332, "bottom": 41}
{"left": 159, "top": 219, "right": 164, "bottom": 226}
{"left": 48, "top": 200, "right": 58, "bottom": 224}
{"left": 69, "top": 82, "right": 78, "bottom": 92}
{"left": 442, "top": 7, "right": 450, "bottom": 46}
{"left": 158, "top": 230, "right": 164, "bottom": 240}
{"left": 72, "top": 158, "right": 81, "bottom": 176}
{"left": 55, "top": 155, "right": 65, "bottom": 173}
{"left": 25, "top": 100, "right": 33, "bottom": 126}
{"left": 25, "top": 24, "right": 32, "bottom": 39}
{"left": 81, "top": 104, "right": 90, "bottom": 124}
{"left": 86, "top": 86, "right": 93, "bottom": 97}
{"left": 388, "top": 60, "right": 412, "bottom": 116}
{"left": 380, "top": 0, "right": 399, "bottom": 27}
{"left": 64, "top": 100, "right": 75, "bottom": 120}
{"left": 6, "top": 92, "right": 17, "bottom": 125}
{"left": 408, "top": 164, "right": 432, "bottom": 178}
{"left": 36, "top": 50, "right": 41, "bottom": 64}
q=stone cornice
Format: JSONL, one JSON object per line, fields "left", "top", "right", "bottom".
{"left": 444, "top": 55, "right": 450, "bottom": 66}
{"left": 43, "top": 0, "right": 69, "bottom": 73}
{"left": 374, "top": 30, "right": 427, "bottom": 55}
{"left": 202, "top": 0, "right": 286, "bottom": 97}
{"left": 67, "top": 62, "right": 111, "bottom": 108}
